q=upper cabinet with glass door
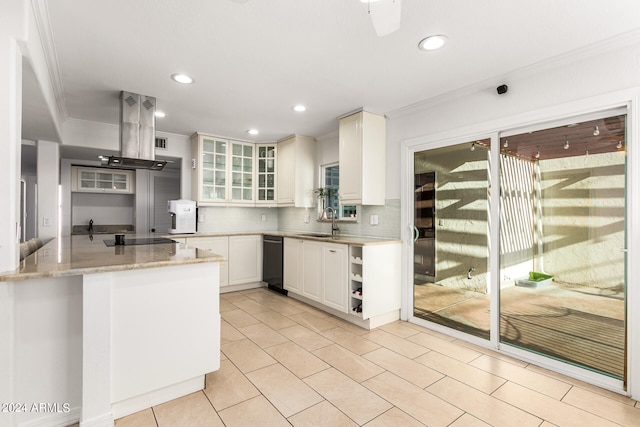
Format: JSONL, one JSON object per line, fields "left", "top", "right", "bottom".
{"left": 256, "top": 144, "right": 277, "bottom": 205}
{"left": 191, "top": 133, "right": 254, "bottom": 205}
{"left": 71, "top": 166, "right": 134, "bottom": 194}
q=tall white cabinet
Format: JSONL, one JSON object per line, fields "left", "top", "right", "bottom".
{"left": 338, "top": 111, "right": 386, "bottom": 206}
{"left": 276, "top": 135, "right": 316, "bottom": 207}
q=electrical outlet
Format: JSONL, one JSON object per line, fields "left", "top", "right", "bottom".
{"left": 261, "top": 213, "right": 267, "bottom": 222}
{"left": 304, "top": 215, "right": 310, "bottom": 223}
{"left": 369, "top": 215, "right": 379, "bottom": 226}
{"left": 42, "top": 217, "right": 51, "bottom": 227}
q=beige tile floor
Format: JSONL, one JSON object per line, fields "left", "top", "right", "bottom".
{"left": 105, "top": 288, "right": 639, "bottom": 426}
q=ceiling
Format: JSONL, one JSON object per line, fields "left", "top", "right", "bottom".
{"left": 23, "top": 0, "right": 640, "bottom": 146}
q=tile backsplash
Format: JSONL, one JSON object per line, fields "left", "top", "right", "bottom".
{"left": 196, "top": 199, "right": 401, "bottom": 239}
{"left": 277, "top": 199, "right": 400, "bottom": 239}
{"left": 196, "top": 206, "right": 279, "bottom": 233}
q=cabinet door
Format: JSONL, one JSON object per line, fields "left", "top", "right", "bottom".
{"left": 229, "top": 235, "right": 262, "bottom": 285}
{"left": 322, "top": 243, "right": 348, "bottom": 313}
{"left": 200, "top": 136, "right": 228, "bottom": 202}
{"left": 256, "top": 144, "right": 277, "bottom": 203}
{"left": 73, "top": 167, "right": 133, "bottom": 194}
{"left": 186, "top": 237, "right": 229, "bottom": 286}
{"left": 301, "top": 240, "right": 323, "bottom": 302}
{"left": 276, "top": 138, "right": 294, "bottom": 204}
{"left": 283, "top": 238, "right": 301, "bottom": 293}
{"left": 230, "top": 142, "right": 254, "bottom": 203}
{"left": 338, "top": 113, "right": 363, "bottom": 202}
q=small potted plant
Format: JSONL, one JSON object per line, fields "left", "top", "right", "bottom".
{"left": 315, "top": 187, "right": 329, "bottom": 219}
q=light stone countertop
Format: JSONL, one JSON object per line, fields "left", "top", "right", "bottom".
{"left": 168, "top": 231, "right": 402, "bottom": 246}
{"left": 0, "top": 234, "right": 225, "bottom": 282}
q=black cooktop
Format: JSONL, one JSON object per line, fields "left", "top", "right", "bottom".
{"left": 103, "top": 237, "right": 175, "bottom": 247}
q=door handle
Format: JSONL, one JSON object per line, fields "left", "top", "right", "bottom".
{"left": 413, "top": 226, "right": 419, "bottom": 242}
{"left": 329, "top": 250, "right": 336, "bottom": 253}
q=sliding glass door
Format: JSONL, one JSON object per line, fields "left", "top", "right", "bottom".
{"left": 413, "top": 139, "right": 491, "bottom": 340}
{"left": 410, "top": 110, "right": 628, "bottom": 382}
{"left": 498, "top": 113, "right": 627, "bottom": 379}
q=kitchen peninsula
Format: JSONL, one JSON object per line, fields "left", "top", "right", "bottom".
{"left": 0, "top": 235, "right": 224, "bottom": 427}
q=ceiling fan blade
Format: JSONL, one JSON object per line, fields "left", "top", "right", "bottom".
{"left": 369, "top": 0, "right": 402, "bottom": 37}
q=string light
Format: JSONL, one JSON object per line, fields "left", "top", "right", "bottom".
{"left": 593, "top": 125, "right": 600, "bottom": 136}
{"left": 470, "top": 142, "right": 476, "bottom": 151}
{"left": 503, "top": 139, "right": 509, "bottom": 148}
{"left": 535, "top": 146, "right": 540, "bottom": 159}
{"left": 564, "top": 139, "right": 570, "bottom": 150}
{"left": 617, "top": 140, "right": 623, "bottom": 149}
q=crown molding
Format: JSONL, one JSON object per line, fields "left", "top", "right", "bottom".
{"left": 31, "top": 0, "right": 68, "bottom": 122}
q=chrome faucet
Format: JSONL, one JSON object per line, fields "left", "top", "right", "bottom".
{"left": 324, "top": 207, "right": 340, "bottom": 236}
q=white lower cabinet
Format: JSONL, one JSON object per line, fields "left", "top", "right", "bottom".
{"left": 284, "top": 238, "right": 349, "bottom": 313}
{"left": 283, "top": 238, "right": 301, "bottom": 293}
{"left": 182, "top": 234, "right": 262, "bottom": 289}
{"left": 301, "top": 240, "right": 323, "bottom": 302}
{"left": 182, "top": 236, "right": 229, "bottom": 286}
{"left": 322, "top": 242, "right": 349, "bottom": 312}
{"left": 229, "top": 235, "right": 262, "bottom": 285}
{"left": 348, "top": 243, "right": 401, "bottom": 323}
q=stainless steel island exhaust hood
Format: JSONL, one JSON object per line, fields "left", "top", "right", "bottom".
{"left": 105, "top": 91, "right": 167, "bottom": 170}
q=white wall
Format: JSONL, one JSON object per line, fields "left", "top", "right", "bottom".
{"left": 387, "top": 36, "right": 640, "bottom": 199}
{"left": 36, "top": 140, "right": 59, "bottom": 241}
{"left": 72, "top": 193, "right": 134, "bottom": 227}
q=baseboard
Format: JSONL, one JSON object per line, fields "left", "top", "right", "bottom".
{"left": 111, "top": 376, "right": 204, "bottom": 420}
{"left": 286, "top": 292, "right": 399, "bottom": 330}
{"left": 16, "top": 407, "right": 81, "bottom": 427}
{"left": 220, "top": 281, "right": 265, "bottom": 294}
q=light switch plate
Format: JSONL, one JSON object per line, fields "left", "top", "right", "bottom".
{"left": 304, "top": 215, "right": 310, "bottom": 223}
{"left": 261, "top": 213, "right": 267, "bottom": 222}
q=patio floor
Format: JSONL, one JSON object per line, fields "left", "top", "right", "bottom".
{"left": 414, "top": 282, "right": 625, "bottom": 378}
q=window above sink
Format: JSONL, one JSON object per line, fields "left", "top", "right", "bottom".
{"left": 318, "top": 163, "right": 358, "bottom": 222}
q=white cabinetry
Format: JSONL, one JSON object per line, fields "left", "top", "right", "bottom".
{"left": 183, "top": 234, "right": 262, "bottom": 290}
{"left": 348, "top": 243, "right": 401, "bottom": 325}
{"left": 283, "top": 238, "right": 301, "bottom": 293}
{"left": 71, "top": 166, "right": 134, "bottom": 194}
{"left": 277, "top": 135, "right": 316, "bottom": 207}
{"left": 256, "top": 144, "right": 277, "bottom": 205}
{"left": 283, "top": 238, "right": 349, "bottom": 313}
{"left": 301, "top": 240, "right": 323, "bottom": 302}
{"left": 191, "top": 133, "right": 254, "bottom": 205}
{"left": 183, "top": 236, "right": 229, "bottom": 287}
{"left": 229, "top": 235, "right": 262, "bottom": 285}
{"left": 322, "top": 242, "right": 349, "bottom": 312}
{"left": 338, "top": 111, "right": 386, "bottom": 205}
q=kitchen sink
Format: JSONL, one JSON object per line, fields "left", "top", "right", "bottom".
{"left": 299, "top": 233, "right": 333, "bottom": 238}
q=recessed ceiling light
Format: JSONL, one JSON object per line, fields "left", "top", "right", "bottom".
{"left": 418, "top": 35, "right": 448, "bottom": 51}
{"left": 171, "top": 73, "right": 194, "bottom": 84}
{"left": 292, "top": 105, "right": 306, "bottom": 112}
{"left": 247, "top": 129, "right": 259, "bottom": 135}
{"left": 155, "top": 111, "right": 166, "bottom": 118}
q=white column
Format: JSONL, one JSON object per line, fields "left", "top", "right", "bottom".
{"left": 0, "top": 5, "right": 23, "bottom": 274}
{"left": 81, "top": 273, "right": 114, "bottom": 427}
{"left": 36, "top": 140, "right": 60, "bottom": 241}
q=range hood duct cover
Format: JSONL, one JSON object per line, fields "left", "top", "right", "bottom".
{"left": 107, "top": 91, "right": 167, "bottom": 170}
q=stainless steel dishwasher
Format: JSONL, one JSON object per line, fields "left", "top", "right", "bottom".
{"left": 263, "top": 235, "right": 286, "bottom": 295}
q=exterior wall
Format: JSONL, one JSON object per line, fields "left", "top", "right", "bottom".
{"left": 499, "top": 155, "right": 536, "bottom": 285}
{"left": 540, "top": 151, "right": 626, "bottom": 289}
{"left": 415, "top": 144, "right": 490, "bottom": 291}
